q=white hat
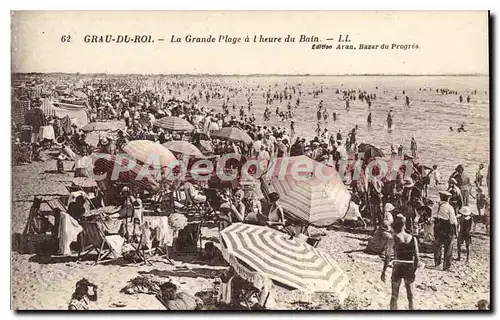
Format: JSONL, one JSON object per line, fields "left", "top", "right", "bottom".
{"left": 384, "top": 203, "right": 395, "bottom": 212}
{"left": 459, "top": 206, "right": 471, "bottom": 216}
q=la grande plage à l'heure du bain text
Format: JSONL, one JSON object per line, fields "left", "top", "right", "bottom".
{"left": 81, "top": 34, "right": 420, "bottom": 50}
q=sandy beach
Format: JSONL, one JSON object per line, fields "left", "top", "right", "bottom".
{"left": 11, "top": 75, "right": 491, "bottom": 310}
{"left": 11, "top": 157, "right": 490, "bottom": 310}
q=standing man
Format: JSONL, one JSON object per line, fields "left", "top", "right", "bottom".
{"left": 410, "top": 137, "right": 417, "bottom": 159}
{"left": 367, "top": 112, "right": 372, "bottom": 128}
{"left": 433, "top": 191, "right": 458, "bottom": 271}
{"left": 25, "top": 99, "right": 46, "bottom": 144}
{"left": 368, "top": 176, "right": 384, "bottom": 229}
{"left": 381, "top": 215, "right": 420, "bottom": 310}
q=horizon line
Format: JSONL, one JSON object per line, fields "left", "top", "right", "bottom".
{"left": 11, "top": 72, "right": 488, "bottom": 77}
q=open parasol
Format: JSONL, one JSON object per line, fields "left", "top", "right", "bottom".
{"left": 211, "top": 127, "right": 253, "bottom": 145}
{"left": 123, "top": 140, "right": 178, "bottom": 168}
{"left": 357, "top": 143, "right": 384, "bottom": 158}
{"left": 92, "top": 155, "right": 160, "bottom": 192}
{"left": 219, "top": 223, "right": 349, "bottom": 300}
{"left": 262, "top": 156, "right": 350, "bottom": 226}
{"left": 162, "top": 140, "right": 205, "bottom": 158}
{"left": 153, "top": 116, "right": 194, "bottom": 132}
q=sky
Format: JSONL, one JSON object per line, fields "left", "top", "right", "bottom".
{"left": 11, "top": 11, "right": 489, "bottom": 75}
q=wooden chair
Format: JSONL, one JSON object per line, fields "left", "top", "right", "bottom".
{"left": 78, "top": 220, "right": 119, "bottom": 265}
{"left": 183, "top": 189, "right": 208, "bottom": 218}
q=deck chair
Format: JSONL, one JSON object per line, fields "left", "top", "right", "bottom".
{"left": 183, "top": 189, "right": 208, "bottom": 218}
{"left": 46, "top": 197, "right": 68, "bottom": 212}
{"left": 128, "top": 233, "right": 153, "bottom": 266}
{"left": 78, "top": 220, "right": 119, "bottom": 265}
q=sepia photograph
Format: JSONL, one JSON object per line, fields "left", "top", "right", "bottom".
{"left": 10, "top": 11, "right": 490, "bottom": 311}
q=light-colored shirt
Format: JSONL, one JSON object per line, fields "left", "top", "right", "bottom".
{"left": 383, "top": 211, "right": 394, "bottom": 225}
{"left": 337, "top": 145, "right": 347, "bottom": 160}
{"left": 433, "top": 201, "right": 458, "bottom": 225}
{"left": 252, "top": 140, "right": 262, "bottom": 156}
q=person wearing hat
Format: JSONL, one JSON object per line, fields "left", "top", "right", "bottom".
{"left": 117, "top": 186, "right": 136, "bottom": 222}
{"left": 381, "top": 214, "right": 420, "bottom": 310}
{"left": 433, "top": 190, "right": 458, "bottom": 271}
{"left": 267, "top": 192, "right": 285, "bottom": 228}
{"left": 457, "top": 206, "right": 472, "bottom": 262}
{"left": 97, "top": 135, "right": 108, "bottom": 149}
{"left": 383, "top": 203, "right": 396, "bottom": 227}
{"left": 311, "top": 141, "right": 323, "bottom": 162}
{"left": 116, "top": 130, "right": 129, "bottom": 153}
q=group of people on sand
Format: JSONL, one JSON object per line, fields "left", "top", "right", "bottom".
{"left": 358, "top": 161, "right": 491, "bottom": 310}
{"left": 13, "top": 76, "right": 490, "bottom": 311}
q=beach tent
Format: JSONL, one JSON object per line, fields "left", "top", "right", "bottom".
{"left": 219, "top": 223, "right": 349, "bottom": 301}
{"left": 41, "top": 98, "right": 89, "bottom": 127}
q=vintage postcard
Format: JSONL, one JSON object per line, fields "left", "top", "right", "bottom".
{"left": 10, "top": 11, "right": 490, "bottom": 311}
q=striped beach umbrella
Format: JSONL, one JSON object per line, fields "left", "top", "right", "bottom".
{"left": 162, "top": 140, "right": 205, "bottom": 158}
{"left": 265, "top": 173, "right": 350, "bottom": 227}
{"left": 92, "top": 155, "right": 160, "bottom": 192}
{"left": 153, "top": 116, "right": 194, "bottom": 132}
{"left": 219, "top": 223, "right": 349, "bottom": 299}
{"left": 262, "top": 156, "right": 350, "bottom": 226}
{"left": 123, "top": 140, "right": 178, "bottom": 168}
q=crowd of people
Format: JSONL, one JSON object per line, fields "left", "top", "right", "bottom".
{"left": 13, "top": 76, "right": 490, "bottom": 310}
